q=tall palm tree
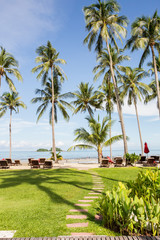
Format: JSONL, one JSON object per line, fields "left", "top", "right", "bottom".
{"left": 31, "top": 77, "right": 73, "bottom": 124}
{"left": 83, "top": 0, "right": 129, "bottom": 157}
{"left": 32, "top": 41, "right": 67, "bottom": 163}
{"left": 68, "top": 115, "right": 123, "bottom": 163}
{"left": 96, "top": 80, "right": 116, "bottom": 159}
{"left": 125, "top": 11, "right": 160, "bottom": 116}
{"left": 93, "top": 47, "right": 129, "bottom": 159}
{"left": 0, "top": 47, "right": 22, "bottom": 93}
{"left": 120, "top": 67, "right": 151, "bottom": 155}
{"left": 71, "top": 82, "right": 101, "bottom": 117}
{"left": 0, "top": 92, "right": 26, "bottom": 158}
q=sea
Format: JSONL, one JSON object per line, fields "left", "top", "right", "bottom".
{"left": 0, "top": 149, "right": 160, "bottom": 163}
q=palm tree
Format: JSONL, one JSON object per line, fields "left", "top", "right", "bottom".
{"left": 71, "top": 82, "right": 101, "bottom": 117}
{"left": 68, "top": 115, "right": 123, "bottom": 163}
{"left": 96, "top": 80, "right": 116, "bottom": 159}
{"left": 93, "top": 46, "right": 130, "bottom": 83}
{"left": 31, "top": 77, "right": 73, "bottom": 124}
{"left": 144, "top": 80, "right": 160, "bottom": 107}
{"left": 32, "top": 41, "right": 67, "bottom": 163}
{"left": 83, "top": 0, "right": 129, "bottom": 157}
{"left": 93, "top": 47, "right": 129, "bottom": 159}
{"left": 125, "top": 11, "right": 160, "bottom": 116}
{"left": 120, "top": 67, "right": 151, "bottom": 155}
{"left": 0, "top": 92, "right": 26, "bottom": 158}
{"left": 0, "top": 47, "right": 22, "bottom": 93}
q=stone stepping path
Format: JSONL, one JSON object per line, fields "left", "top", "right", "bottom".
{"left": 84, "top": 196, "right": 99, "bottom": 199}
{"left": 66, "top": 215, "right": 87, "bottom": 219}
{"left": 75, "top": 203, "right": 91, "bottom": 207}
{"left": 67, "top": 223, "right": 88, "bottom": 228}
{"left": 67, "top": 172, "right": 103, "bottom": 234}
{"left": 78, "top": 200, "right": 93, "bottom": 202}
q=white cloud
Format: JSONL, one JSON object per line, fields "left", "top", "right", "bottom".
{"left": 114, "top": 98, "right": 159, "bottom": 117}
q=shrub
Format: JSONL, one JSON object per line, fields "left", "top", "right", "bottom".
{"left": 125, "top": 153, "right": 140, "bottom": 164}
{"left": 98, "top": 170, "right": 160, "bottom": 235}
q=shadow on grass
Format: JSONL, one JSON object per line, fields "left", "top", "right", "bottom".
{"left": 0, "top": 168, "right": 101, "bottom": 226}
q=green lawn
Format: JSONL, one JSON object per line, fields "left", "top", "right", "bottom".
{"left": 0, "top": 167, "right": 155, "bottom": 237}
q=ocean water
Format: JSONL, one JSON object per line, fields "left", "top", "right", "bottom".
{"left": 0, "top": 149, "right": 160, "bottom": 163}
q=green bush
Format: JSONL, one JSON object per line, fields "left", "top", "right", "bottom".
{"left": 127, "top": 169, "right": 160, "bottom": 202}
{"left": 125, "top": 153, "right": 140, "bottom": 164}
{"left": 98, "top": 170, "right": 160, "bottom": 235}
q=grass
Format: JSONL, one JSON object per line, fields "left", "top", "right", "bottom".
{"left": 0, "top": 167, "right": 156, "bottom": 237}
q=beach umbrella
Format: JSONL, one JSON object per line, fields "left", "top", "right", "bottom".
{"left": 144, "top": 142, "right": 149, "bottom": 156}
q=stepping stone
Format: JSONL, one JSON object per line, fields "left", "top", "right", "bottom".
{"left": 91, "top": 190, "right": 102, "bottom": 192}
{"left": 84, "top": 196, "right": 99, "bottom": 199}
{"left": 95, "top": 214, "right": 103, "bottom": 221}
{"left": 89, "top": 192, "right": 101, "bottom": 195}
{"left": 66, "top": 215, "right": 87, "bottom": 219}
{"left": 67, "top": 222, "right": 88, "bottom": 228}
{"left": 78, "top": 200, "right": 93, "bottom": 202}
{"left": 70, "top": 209, "right": 88, "bottom": 212}
{"left": 0, "top": 231, "right": 16, "bottom": 238}
{"left": 71, "top": 233, "right": 93, "bottom": 236}
{"left": 93, "top": 188, "right": 103, "bottom": 189}
{"left": 75, "top": 204, "right": 91, "bottom": 206}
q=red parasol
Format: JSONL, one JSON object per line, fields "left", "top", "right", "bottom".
{"left": 144, "top": 142, "right": 149, "bottom": 154}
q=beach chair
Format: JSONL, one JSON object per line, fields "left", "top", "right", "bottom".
{"left": 0, "top": 160, "right": 10, "bottom": 169}
{"left": 30, "top": 159, "right": 40, "bottom": 168}
{"left": 43, "top": 160, "right": 53, "bottom": 169}
{"left": 100, "top": 158, "right": 110, "bottom": 167}
{"left": 14, "top": 160, "right": 22, "bottom": 165}
{"left": 39, "top": 158, "right": 46, "bottom": 166}
{"left": 140, "top": 156, "right": 146, "bottom": 162}
{"left": 114, "top": 157, "right": 124, "bottom": 167}
{"left": 28, "top": 158, "right": 34, "bottom": 166}
{"left": 143, "top": 157, "right": 156, "bottom": 167}
{"left": 5, "top": 158, "right": 15, "bottom": 166}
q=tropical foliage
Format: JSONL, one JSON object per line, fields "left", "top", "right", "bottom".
{"left": 98, "top": 170, "right": 160, "bottom": 236}
{"left": 126, "top": 10, "right": 160, "bottom": 115}
{"left": 0, "top": 47, "right": 22, "bottom": 92}
{"left": 0, "top": 92, "right": 26, "bottom": 158}
{"left": 31, "top": 77, "right": 73, "bottom": 123}
{"left": 120, "top": 67, "right": 151, "bottom": 155}
{"left": 71, "top": 82, "right": 101, "bottom": 117}
{"left": 68, "top": 115, "right": 123, "bottom": 163}
{"left": 83, "top": 0, "right": 129, "bottom": 156}
{"left": 32, "top": 41, "right": 67, "bottom": 163}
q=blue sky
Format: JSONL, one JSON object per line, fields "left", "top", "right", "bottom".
{"left": 0, "top": 0, "right": 160, "bottom": 153}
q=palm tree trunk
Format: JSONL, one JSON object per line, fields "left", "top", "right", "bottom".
{"left": 9, "top": 109, "right": 12, "bottom": 159}
{"left": 109, "top": 111, "right": 112, "bottom": 160}
{"left": 150, "top": 45, "right": 160, "bottom": 117}
{"left": 51, "top": 66, "right": 57, "bottom": 163}
{"left": 97, "top": 145, "right": 102, "bottom": 164}
{"left": 0, "top": 75, "right": 1, "bottom": 95}
{"left": 134, "top": 97, "right": 144, "bottom": 155}
{"left": 106, "top": 39, "right": 128, "bottom": 160}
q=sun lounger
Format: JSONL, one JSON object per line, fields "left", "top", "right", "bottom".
{"left": 143, "top": 157, "right": 157, "bottom": 166}
{"left": 28, "top": 158, "right": 34, "bottom": 166}
{"left": 14, "top": 160, "right": 22, "bottom": 165}
{"left": 31, "top": 159, "right": 40, "bottom": 168}
{"left": 5, "top": 158, "right": 15, "bottom": 166}
{"left": 0, "top": 160, "right": 10, "bottom": 169}
{"left": 39, "top": 158, "right": 46, "bottom": 165}
{"left": 100, "top": 158, "right": 110, "bottom": 167}
{"left": 43, "top": 160, "right": 53, "bottom": 169}
{"left": 114, "top": 157, "right": 124, "bottom": 167}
